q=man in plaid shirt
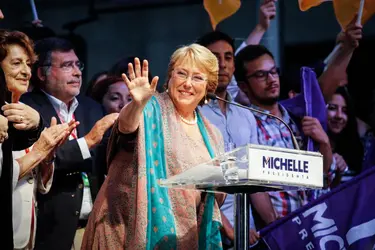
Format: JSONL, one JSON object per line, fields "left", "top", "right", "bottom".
{"left": 234, "top": 45, "right": 333, "bottom": 224}
{"left": 251, "top": 103, "right": 310, "bottom": 217}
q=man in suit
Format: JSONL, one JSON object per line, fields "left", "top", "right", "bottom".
{"left": 21, "top": 37, "right": 118, "bottom": 250}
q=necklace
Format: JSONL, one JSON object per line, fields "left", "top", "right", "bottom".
{"left": 178, "top": 110, "right": 197, "bottom": 125}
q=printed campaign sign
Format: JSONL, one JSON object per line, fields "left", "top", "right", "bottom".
{"left": 248, "top": 145, "right": 323, "bottom": 188}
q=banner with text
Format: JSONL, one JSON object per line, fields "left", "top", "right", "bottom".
{"left": 248, "top": 145, "right": 323, "bottom": 188}
{"left": 260, "top": 166, "right": 375, "bottom": 250}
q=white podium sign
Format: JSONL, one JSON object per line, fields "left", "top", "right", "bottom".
{"left": 247, "top": 144, "right": 323, "bottom": 188}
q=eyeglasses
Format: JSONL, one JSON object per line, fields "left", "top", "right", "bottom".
{"left": 247, "top": 67, "right": 280, "bottom": 82}
{"left": 43, "top": 61, "right": 84, "bottom": 72}
{"left": 172, "top": 68, "right": 207, "bottom": 85}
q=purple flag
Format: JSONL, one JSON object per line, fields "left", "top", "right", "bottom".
{"left": 260, "top": 167, "right": 375, "bottom": 249}
{"left": 281, "top": 67, "right": 327, "bottom": 152}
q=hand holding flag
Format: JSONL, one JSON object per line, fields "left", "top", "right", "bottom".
{"left": 333, "top": 0, "right": 375, "bottom": 29}
{"left": 299, "top": 0, "right": 375, "bottom": 29}
{"left": 342, "top": 15, "right": 363, "bottom": 48}
{"left": 325, "top": 13, "right": 362, "bottom": 65}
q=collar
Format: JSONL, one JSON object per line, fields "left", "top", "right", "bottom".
{"left": 207, "top": 91, "right": 233, "bottom": 110}
{"left": 250, "top": 103, "right": 291, "bottom": 124}
{"left": 41, "top": 90, "right": 79, "bottom": 113}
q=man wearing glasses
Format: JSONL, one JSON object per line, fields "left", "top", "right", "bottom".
{"left": 21, "top": 37, "right": 118, "bottom": 250}
{"left": 235, "top": 44, "right": 335, "bottom": 222}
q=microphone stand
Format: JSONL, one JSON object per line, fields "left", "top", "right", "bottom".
{"left": 207, "top": 93, "right": 300, "bottom": 151}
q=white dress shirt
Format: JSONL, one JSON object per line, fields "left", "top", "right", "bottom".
{"left": 42, "top": 91, "right": 91, "bottom": 160}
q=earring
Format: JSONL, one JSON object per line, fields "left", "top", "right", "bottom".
{"left": 204, "top": 97, "right": 208, "bottom": 104}
{"left": 166, "top": 89, "right": 169, "bottom": 93}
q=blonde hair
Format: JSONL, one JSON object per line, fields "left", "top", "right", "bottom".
{"left": 165, "top": 43, "right": 219, "bottom": 105}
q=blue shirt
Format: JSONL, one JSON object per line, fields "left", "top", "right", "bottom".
{"left": 199, "top": 92, "right": 258, "bottom": 229}
{"left": 199, "top": 93, "right": 258, "bottom": 150}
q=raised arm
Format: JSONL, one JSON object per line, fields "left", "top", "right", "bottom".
{"left": 318, "top": 15, "right": 362, "bottom": 101}
{"left": 233, "top": 0, "right": 276, "bottom": 105}
{"left": 244, "top": 0, "right": 276, "bottom": 47}
{"left": 118, "top": 58, "right": 159, "bottom": 134}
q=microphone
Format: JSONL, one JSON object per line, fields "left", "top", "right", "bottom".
{"left": 206, "top": 92, "right": 300, "bottom": 151}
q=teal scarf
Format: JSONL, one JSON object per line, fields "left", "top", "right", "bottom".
{"left": 144, "top": 96, "right": 223, "bottom": 249}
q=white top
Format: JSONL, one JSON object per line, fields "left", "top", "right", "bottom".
{"left": 12, "top": 147, "right": 54, "bottom": 249}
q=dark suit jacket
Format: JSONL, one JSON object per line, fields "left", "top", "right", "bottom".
{"left": 0, "top": 109, "right": 43, "bottom": 250}
{"left": 20, "top": 89, "right": 107, "bottom": 250}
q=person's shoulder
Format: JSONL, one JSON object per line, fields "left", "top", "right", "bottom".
{"left": 20, "top": 92, "right": 33, "bottom": 103}
{"left": 20, "top": 90, "right": 45, "bottom": 106}
{"left": 204, "top": 119, "right": 222, "bottom": 142}
{"left": 77, "top": 95, "right": 102, "bottom": 108}
{"left": 231, "top": 101, "right": 256, "bottom": 122}
{"left": 201, "top": 114, "right": 221, "bottom": 137}
{"left": 198, "top": 104, "right": 212, "bottom": 117}
{"left": 77, "top": 95, "right": 106, "bottom": 118}
{"left": 210, "top": 123, "right": 222, "bottom": 138}
{"left": 153, "top": 92, "right": 166, "bottom": 103}
{"left": 21, "top": 90, "right": 39, "bottom": 100}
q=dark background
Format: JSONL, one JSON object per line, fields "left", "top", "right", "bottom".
{"left": 1, "top": 0, "right": 374, "bottom": 124}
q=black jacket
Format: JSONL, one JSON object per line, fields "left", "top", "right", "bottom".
{"left": 20, "top": 89, "right": 107, "bottom": 250}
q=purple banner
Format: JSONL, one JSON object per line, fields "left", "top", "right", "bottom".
{"left": 281, "top": 67, "right": 327, "bottom": 152}
{"left": 260, "top": 167, "right": 375, "bottom": 250}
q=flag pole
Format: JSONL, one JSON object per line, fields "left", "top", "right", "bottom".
{"left": 324, "top": 44, "right": 341, "bottom": 65}
{"left": 29, "top": 0, "right": 39, "bottom": 21}
{"left": 357, "top": 0, "right": 365, "bottom": 25}
{"left": 324, "top": 0, "right": 365, "bottom": 67}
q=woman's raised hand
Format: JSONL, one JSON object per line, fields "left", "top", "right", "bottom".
{"left": 122, "top": 57, "right": 159, "bottom": 106}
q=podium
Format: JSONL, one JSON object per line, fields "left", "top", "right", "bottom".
{"left": 160, "top": 144, "right": 324, "bottom": 249}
